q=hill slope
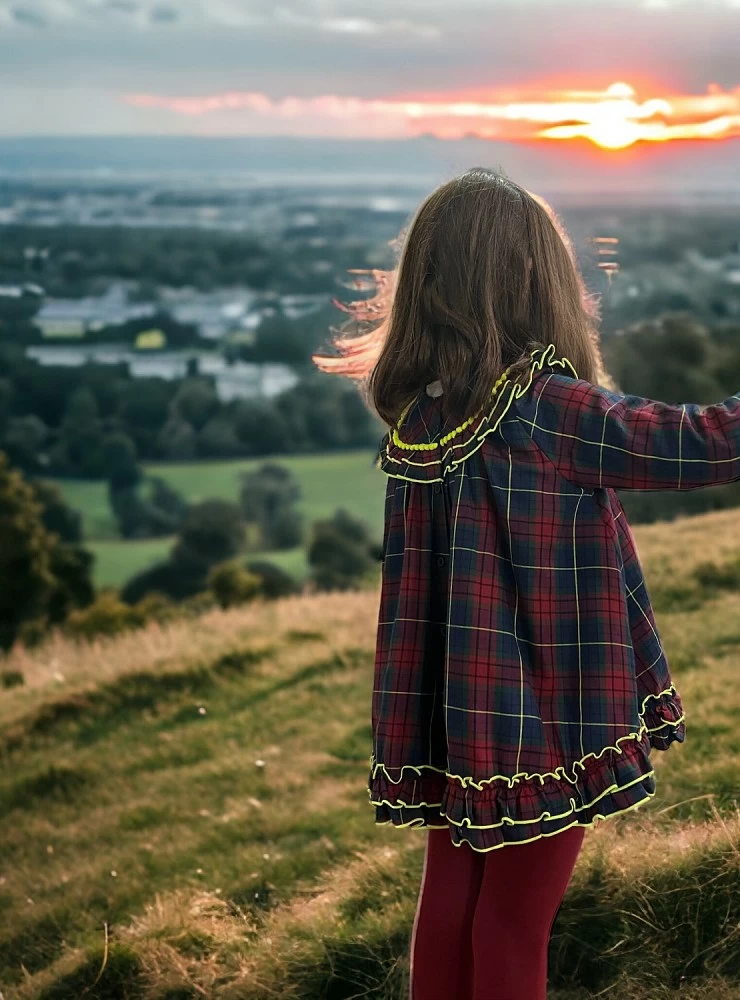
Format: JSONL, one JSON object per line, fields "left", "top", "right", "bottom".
{"left": 3, "top": 507, "right": 740, "bottom": 999}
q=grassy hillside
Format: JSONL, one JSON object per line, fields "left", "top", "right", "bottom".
{"left": 3, "top": 506, "right": 740, "bottom": 999}
{"left": 56, "top": 450, "right": 385, "bottom": 589}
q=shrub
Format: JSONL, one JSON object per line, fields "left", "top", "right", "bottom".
{"left": 308, "top": 508, "right": 381, "bottom": 592}
{"left": 65, "top": 590, "right": 178, "bottom": 641}
{"left": 246, "top": 560, "right": 300, "bottom": 599}
{"left": 269, "top": 507, "right": 304, "bottom": 549}
{"left": 693, "top": 558, "right": 740, "bottom": 592}
{"left": 65, "top": 591, "right": 138, "bottom": 639}
{"left": 46, "top": 542, "right": 96, "bottom": 625}
{"left": 208, "top": 562, "right": 261, "bottom": 609}
{"left": 176, "top": 499, "right": 245, "bottom": 565}
{"left": 120, "top": 548, "right": 209, "bottom": 604}
{"left": 134, "top": 592, "right": 179, "bottom": 625}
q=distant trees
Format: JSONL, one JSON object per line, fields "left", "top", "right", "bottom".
{"left": 0, "top": 347, "right": 382, "bottom": 482}
{"left": 108, "top": 477, "right": 189, "bottom": 539}
{"left": 605, "top": 314, "right": 731, "bottom": 404}
{"left": 104, "top": 429, "right": 191, "bottom": 540}
{"left": 308, "top": 508, "right": 382, "bottom": 592}
{"left": 240, "top": 463, "right": 304, "bottom": 550}
{"left": 0, "top": 224, "right": 383, "bottom": 298}
{"left": 0, "top": 283, "right": 43, "bottom": 344}
{"left": 118, "top": 500, "right": 381, "bottom": 607}
{"left": 175, "top": 499, "right": 246, "bottom": 566}
{"left": 249, "top": 309, "right": 308, "bottom": 365}
{"left": 121, "top": 498, "right": 246, "bottom": 604}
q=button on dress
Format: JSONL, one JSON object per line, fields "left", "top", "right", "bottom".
{"left": 366, "top": 343, "right": 740, "bottom": 852}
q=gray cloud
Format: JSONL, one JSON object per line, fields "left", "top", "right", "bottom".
{"left": 150, "top": 4, "right": 177, "bottom": 22}
{"left": 0, "top": 0, "right": 737, "bottom": 33}
{"left": 106, "top": 1, "right": 138, "bottom": 12}
{"left": 10, "top": 5, "right": 47, "bottom": 25}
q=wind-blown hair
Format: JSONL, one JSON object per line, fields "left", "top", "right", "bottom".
{"left": 313, "top": 168, "right": 611, "bottom": 427}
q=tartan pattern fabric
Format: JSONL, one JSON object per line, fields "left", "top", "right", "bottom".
{"left": 368, "top": 343, "right": 740, "bottom": 852}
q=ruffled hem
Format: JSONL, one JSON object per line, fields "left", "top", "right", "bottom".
{"left": 380, "top": 343, "right": 578, "bottom": 484}
{"left": 367, "top": 689, "right": 685, "bottom": 852}
{"left": 369, "top": 734, "right": 657, "bottom": 852}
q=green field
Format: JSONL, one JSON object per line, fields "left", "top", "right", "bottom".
{"left": 90, "top": 537, "right": 310, "bottom": 589}
{"left": 3, "top": 506, "right": 740, "bottom": 999}
{"left": 57, "top": 450, "right": 386, "bottom": 588}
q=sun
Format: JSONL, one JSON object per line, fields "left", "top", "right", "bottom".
{"left": 587, "top": 120, "right": 643, "bottom": 149}
{"left": 540, "top": 82, "right": 654, "bottom": 149}
{"left": 543, "top": 117, "right": 643, "bottom": 149}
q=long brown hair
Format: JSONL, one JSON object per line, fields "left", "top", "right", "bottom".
{"left": 313, "top": 168, "right": 610, "bottom": 427}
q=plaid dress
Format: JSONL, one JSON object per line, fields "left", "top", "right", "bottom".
{"left": 369, "top": 343, "right": 740, "bottom": 852}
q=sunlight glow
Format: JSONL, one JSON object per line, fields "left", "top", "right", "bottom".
{"left": 125, "top": 81, "right": 740, "bottom": 149}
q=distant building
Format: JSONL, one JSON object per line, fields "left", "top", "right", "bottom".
{"left": 135, "top": 329, "right": 167, "bottom": 350}
{"left": 25, "top": 342, "right": 298, "bottom": 402}
{"left": 35, "top": 282, "right": 155, "bottom": 338}
{"left": 165, "top": 289, "right": 258, "bottom": 340}
{"left": 0, "top": 283, "right": 44, "bottom": 299}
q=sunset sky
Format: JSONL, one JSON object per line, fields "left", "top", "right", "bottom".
{"left": 1, "top": 0, "right": 740, "bottom": 142}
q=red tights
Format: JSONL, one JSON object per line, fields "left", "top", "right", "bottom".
{"left": 408, "top": 826, "right": 585, "bottom": 1000}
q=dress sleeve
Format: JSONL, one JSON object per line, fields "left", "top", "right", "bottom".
{"left": 519, "top": 372, "right": 740, "bottom": 491}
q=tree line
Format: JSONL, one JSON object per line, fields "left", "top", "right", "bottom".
{"left": 0, "top": 224, "right": 384, "bottom": 298}
{"left": 0, "top": 344, "right": 382, "bottom": 483}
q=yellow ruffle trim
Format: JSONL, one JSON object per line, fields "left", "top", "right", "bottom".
{"left": 368, "top": 684, "right": 684, "bottom": 791}
{"left": 392, "top": 367, "right": 513, "bottom": 451}
{"left": 381, "top": 342, "right": 578, "bottom": 482}
{"left": 373, "top": 791, "right": 657, "bottom": 853}
{"left": 369, "top": 762, "right": 655, "bottom": 828}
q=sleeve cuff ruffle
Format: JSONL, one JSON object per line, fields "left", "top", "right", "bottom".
{"left": 641, "top": 686, "right": 686, "bottom": 750}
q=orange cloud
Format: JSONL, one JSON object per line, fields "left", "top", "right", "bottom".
{"left": 125, "top": 81, "right": 740, "bottom": 150}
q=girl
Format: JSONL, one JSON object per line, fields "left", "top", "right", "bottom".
{"left": 313, "top": 168, "right": 740, "bottom": 1000}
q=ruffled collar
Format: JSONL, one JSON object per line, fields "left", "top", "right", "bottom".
{"left": 379, "top": 343, "right": 577, "bottom": 484}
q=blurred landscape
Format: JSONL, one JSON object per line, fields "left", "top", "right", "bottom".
{"left": 2, "top": 136, "right": 740, "bottom": 600}
{"left": 1, "top": 116, "right": 740, "bottom": 998}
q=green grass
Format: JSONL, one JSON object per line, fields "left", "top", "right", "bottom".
{"left": 89, "top": 537, "right": 174, "bottom": 589}
{"left": 58, "top": 450, "right": 385, "bottom": 542}
{"left": 5, "top": 508, "right": 740, "bottom": 998}
{"left": 89, "top": 538, "right": 309, "bottom": 589}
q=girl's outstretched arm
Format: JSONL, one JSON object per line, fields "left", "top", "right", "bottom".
{"left": 519, "top": 372, "right": 740, "bottom": 492}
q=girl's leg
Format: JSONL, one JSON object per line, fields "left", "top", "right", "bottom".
{"left": 409, "top": 828, "right": 486, "bottom": 1000}
{"left": 471, "top": 825, "right": 585, "bottom": 1000}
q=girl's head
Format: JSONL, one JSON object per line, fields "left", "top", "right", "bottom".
{"left": 314, "top": 167, "right": 609, "bottom": 426}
